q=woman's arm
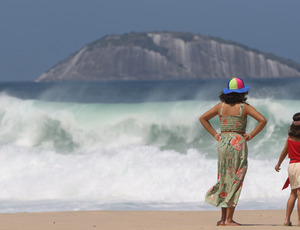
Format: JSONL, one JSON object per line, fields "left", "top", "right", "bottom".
{"left": 275, "top": 139, "right": 289, "bottom": 172}
{"left": 199, "top": 103, "right": 220, "bottom": 141}
{"left": 243, "top": 104, "right": 267, "bottom": 141}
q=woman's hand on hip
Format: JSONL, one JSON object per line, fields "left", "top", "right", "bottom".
{"left": 214, "top": 133, "right": 221, "bottom": 141}
{"left": 243, "top": 133, "right": 252, "bottom": 141}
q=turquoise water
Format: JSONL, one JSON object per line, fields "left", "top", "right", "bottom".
{"left": 0, "top": 79, "right": 299, "bottom": 212}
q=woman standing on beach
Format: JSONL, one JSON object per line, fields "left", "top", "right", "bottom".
{"left": 199, "top": 77, "right": 267, "bottom": 226}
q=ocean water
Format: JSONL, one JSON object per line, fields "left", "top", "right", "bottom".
{"left": 0, "top": 78, "right": 299, "bottom": 213}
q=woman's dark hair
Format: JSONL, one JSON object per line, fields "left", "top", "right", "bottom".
{"left": 219, "top": 92, "right": 248, "bottom": 104}
{"left": 289, "top": 113, "right": 300, "bottom": 138}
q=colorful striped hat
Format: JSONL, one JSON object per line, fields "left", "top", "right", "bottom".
{"left": 223, "top": 77, "right": 250, "bottom": 94}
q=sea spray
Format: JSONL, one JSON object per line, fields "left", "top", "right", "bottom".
{"left": 0, "top": 92, "right": 297, "bottom": 212}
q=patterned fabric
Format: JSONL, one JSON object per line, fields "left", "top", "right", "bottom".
{"left": 205, "top": 103, "right": 248, "bottom": 208}
{"left": 220, "top": 103, "right": 247, "bottom": 133}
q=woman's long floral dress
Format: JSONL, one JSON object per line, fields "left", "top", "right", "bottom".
{"left": 205, "top": 103, "right": 248, "bottom": 208}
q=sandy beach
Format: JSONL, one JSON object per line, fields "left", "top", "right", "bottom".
{"left": 0, "top": 210, "right": 298, "bottom": 230}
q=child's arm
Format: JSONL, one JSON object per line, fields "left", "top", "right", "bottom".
{"left": 275, "top": 138, "right": 289, "bottom": 172}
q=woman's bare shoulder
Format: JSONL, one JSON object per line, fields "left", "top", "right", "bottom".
{"left": 243, "top": 102, "right": 267, "bottom": 122}
{"left": 216, "top": 101, "right": 223, "bottom": 107}
{"left": 206, "top": 102, "right": 222, "bottom": 114}
{"left": 243, "top": 102, "right": 255, "bottom": 111}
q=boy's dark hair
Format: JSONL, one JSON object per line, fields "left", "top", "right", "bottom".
{"left": 289, "top": 113, "right": 300, "bottom": 138}
{"left": 219, "top": 92, "right": 248, "bottom": 104}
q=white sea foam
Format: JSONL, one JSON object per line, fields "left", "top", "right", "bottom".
{"left": 0, "top": 94, "right": 297, "bottom": 212}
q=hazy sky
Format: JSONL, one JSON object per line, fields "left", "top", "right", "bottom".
{"left": 1, "top": 0, "right": 299, "bottom": 81}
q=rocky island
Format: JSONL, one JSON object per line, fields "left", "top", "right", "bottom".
{"left": 36, "top": 31, "right": 300, "bottom": 82}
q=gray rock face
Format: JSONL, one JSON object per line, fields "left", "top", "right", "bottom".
{"left": 36, "top": 32, "right": 300, "bottom": 82}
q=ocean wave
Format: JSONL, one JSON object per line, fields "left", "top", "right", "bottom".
{"left": 0, "top": 94, "right": 297, "bottom": 156}
{"left": 0, "top": 94, "right": 296, "bottom": 211}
